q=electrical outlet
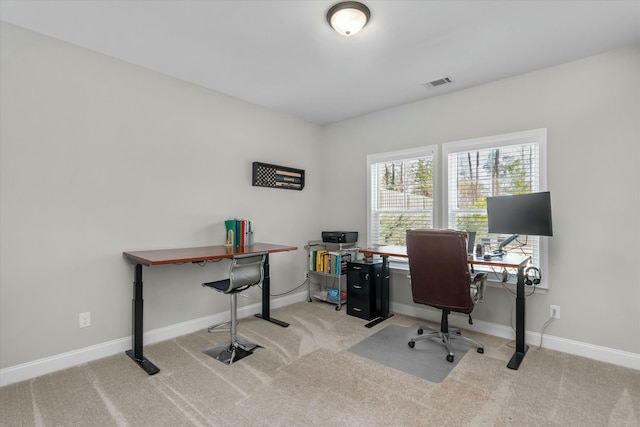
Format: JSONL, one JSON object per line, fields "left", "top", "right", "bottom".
{"left": 550, "top": 305, "right": 560, "bottom": 319}
{"left": 79, "top": 312, "right": 91, "bottom": 328}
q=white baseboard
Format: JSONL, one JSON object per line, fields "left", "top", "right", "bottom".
{"left": 390, "top": 302, "right": 640, "bottom": 371}
{"left": 2, "top": 293, "right": 637, "bottom": 387}
{"left": 0, "top": 292, "right": 308, "bottom": 387}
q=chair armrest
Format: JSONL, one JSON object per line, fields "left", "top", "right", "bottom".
{"left": 470, "top": 272, "right": 487, "bottom": 304}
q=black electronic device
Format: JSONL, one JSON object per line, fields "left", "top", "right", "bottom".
{"left": 486, "top": 191, "right": 553, "bottom": 253}
{"left": 321, "top": 231, "right": 358, "bottom": 244}
{"left": 524, "top": 266, "right": 541, "bottom": 285}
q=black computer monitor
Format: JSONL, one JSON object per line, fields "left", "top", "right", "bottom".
{"left": 486, "top": 191, "right": 553, "bottom": 253}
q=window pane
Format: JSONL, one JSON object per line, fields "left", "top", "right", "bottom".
{"left": 375, "top": 212, "right": 432, "bottom": 246}
{"left": 370, "top": 152, "right": 434, "bottom": 247}
{"left": 447, "top": 142, "right": 541, "bottom": 265}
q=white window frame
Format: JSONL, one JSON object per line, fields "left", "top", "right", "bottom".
{"left": 442, "top": 129, "right": 548, "bottom": 288}
{"left": 366, "top": 129, "right": 549, "bottom": 288}
{"left": 367, "top": 145, "right": 438, "bottom": 249}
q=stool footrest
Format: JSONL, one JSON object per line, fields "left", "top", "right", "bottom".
{"left": 202, "top": 339, "right": 262, "bottom": 365}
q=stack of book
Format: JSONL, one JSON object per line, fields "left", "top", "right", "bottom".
{"left": 224, "top": 219, "right": 253, "bottom": 247}
{"left": 310, "top": 250, "right": 351, "bottom": 275}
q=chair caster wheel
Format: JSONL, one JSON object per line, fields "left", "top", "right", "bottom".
{"left": 446, "top": 354, "right": 454, "bottom": 363}
{"left": 335, "top": 305, "right": 341, "bottom": 311}
{"left": 307, "top": 298, "right": 312, "bottom": 303}
{"left": 477, "top": 348, "right": 484, "bottom": 354}
{"left": 417, "top": 328, "right": 423, "bottom": 335}
{"left": 408, "top": 341, "right": 415, "bottom": 348}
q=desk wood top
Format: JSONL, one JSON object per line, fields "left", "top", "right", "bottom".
{"left": 360, "top": 245, "right": 530, "bottom": 269}
{"left": 123, "top": 243, "right": 297, "bottom": 266}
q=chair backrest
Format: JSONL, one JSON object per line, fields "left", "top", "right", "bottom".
{"left": 406, "top": 229, "right": 474, "bottom": 314}
{"left": 226, "top": 253, "right": 267, "bottom": 293}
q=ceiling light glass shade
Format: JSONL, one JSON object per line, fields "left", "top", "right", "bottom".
{"left": 327, "top": 2, "right": 371, "bottom": 36}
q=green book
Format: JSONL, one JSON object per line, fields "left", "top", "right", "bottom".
{"left": 225, "top": 220, "right": 235, "bottom": 246}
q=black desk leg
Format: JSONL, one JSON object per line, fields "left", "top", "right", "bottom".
{"left": 507, "top": 264, "right": 529, "bottom": 370}
{"left": 255, "top": 253, "right": 289, "bottom": 327}
{"left": 365, "top": 255, "right": 394, "bottom": 328}
{"left": 125, "top": 263, "right": 160, "bottom": 375}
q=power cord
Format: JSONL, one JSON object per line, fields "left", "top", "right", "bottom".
{"left": 501, "top": 281, "right": 517, "bottom": 335}
{"left": 194, "top": 259, "right": 223, "bottom": 266}
{"left": 538, "top": 311, "right": 555, "bottom": 349}
{"left": 258, "top": 278, "right": 309, "bottom": 297}
{"left": 500, "top": 271, "right": 553, "bottom": 351}
{"left": 498, "top": 274, "right": 539, "bottom": 349}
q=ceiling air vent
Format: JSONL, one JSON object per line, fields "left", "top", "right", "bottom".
{"left": 423, "top": 77, "right": 454, "bottom": 88}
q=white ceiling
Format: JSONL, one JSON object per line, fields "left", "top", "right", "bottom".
{"left": 1, "top": 0, "right": 639, "bottom": 124}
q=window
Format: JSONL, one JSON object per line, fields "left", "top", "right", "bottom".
{"left": 443, "top": 129, "right": 547, "bottom": 271}
{"left": 367, "top": 146, "right": 437, "bottom": 247}
{"left": 367, "top": 129, "right": 548, "bottom": 286}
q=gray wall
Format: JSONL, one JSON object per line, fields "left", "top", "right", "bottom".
{"left": 1, "top": 21, "right": 639, "bottom": 373}
{"left": 0, "top": 23, "right": 321, "bottom": 369}
{"left": 320, "top": 44, "right": 640, "bottom": 354}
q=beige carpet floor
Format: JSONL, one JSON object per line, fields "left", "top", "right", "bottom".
{"left": 1, "top": 301, "right": 639, "bottom": 426}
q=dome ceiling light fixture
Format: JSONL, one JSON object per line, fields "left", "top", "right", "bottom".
{"left": 326, "top": 1, "right": 371, "bottom": 36}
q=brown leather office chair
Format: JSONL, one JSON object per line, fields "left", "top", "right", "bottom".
{"left": 406, "top": 229, "right": 487, "bottom": 362}
{"left": 202, "top": 253, "right": 267, "bottom": 365}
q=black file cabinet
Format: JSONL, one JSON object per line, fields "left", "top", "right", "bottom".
{"left": 347, "top": 260, "right": 382, "bottom": 320}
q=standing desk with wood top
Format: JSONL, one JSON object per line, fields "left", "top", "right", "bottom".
{"left": 122, "top": 243, "right": 297, "bottom": 375}
{"left": 359, "top": 245, "right": 530, "bottom": 370}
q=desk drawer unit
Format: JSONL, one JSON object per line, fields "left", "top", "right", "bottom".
{"left": 347, "top": 261, "right": 381, "bottom": 320}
